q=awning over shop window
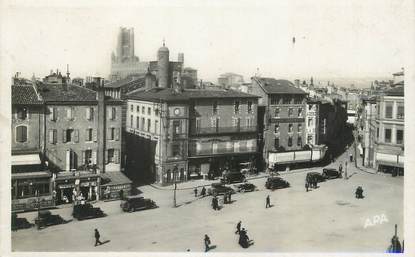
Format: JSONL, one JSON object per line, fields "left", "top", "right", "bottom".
{"left": 12, "top": 154, "right": 41, "bottom": 166}
{"left": 12, "top": 171, "right": 51, "bottom": 180}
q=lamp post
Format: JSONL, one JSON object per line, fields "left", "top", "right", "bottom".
{"left": 173, "top": 164, "right": 178, "bottom": 208}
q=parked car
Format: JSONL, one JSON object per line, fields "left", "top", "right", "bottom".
{"left": 120, "top": 195, "right": 157, "bottom": 212}
{"left": 34, "top": 210, "right": 68, "bottom": 229}
{"left": 265, "top": 177, "right": 290, "bottom": 190}
{"left": 207, "top": 183, "right": 235, "bottom": 196}
{"left": 306, "top": 172, "right": 326, "bottom": 184}
{"left": 72, "top": 203, "right": 106, "bottom": 220}
{"left": 11, "top": 213, "right": 34, "bottom": 231}
{"left": 220, "top": 172, "right": 246, "bottom": 184}
{"left": 322, "top": 168, "right": 342, "bottom": 179}
{"left": 234, "top": 182, "right": 256, "bottom": 193}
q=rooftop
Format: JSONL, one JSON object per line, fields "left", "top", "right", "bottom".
{"left": 384, "top": 86, "right": 404, "bottom": 97}
{"left": 37, "top": 83, "right": 97, "bottom": 102}
{"left": 12, "top": 84, "right": 43, "bottom": 105}
{"left": 253, "top": 77, "right": 307, "bottom": 95}
{"left": 126, "top": 87, "right": 259, "bottom": 102}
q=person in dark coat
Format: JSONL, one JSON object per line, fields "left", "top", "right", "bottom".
{"left": 266, "top": 195, "right": 271, "bottom": 208}
{"left": 211, "top": 197, "right": 216, "bottom": 210}
{"left": 204, "top": 234, "right": 211, "bottom": 252}
{"left": 228, "top": 192, "right": 232, "bottom": 203}
{"left": 235, "top": 221, "right": 241, "bottom": 234}
{"left": 223, "top": 193, "right": 227, "bottom": 204}
{"left": 239, "top": 228, "right": 250, "bottom": 248}
{"left": 201, "top": 187, "right": 206, "bottom": 197}
{"left": 305, "top": 181, "right": 309, "bottom": 192}
{"left": 355, "top": 186, "right": 364, "bottom": 199}
{"left": 388, "top": 235, "right": 402, "bottom": 253}
{"left": 94, "top": 229, "right": 103, "bottom": 246}
{"left": 194, "top": 187, "right": 198, "bottom": 197}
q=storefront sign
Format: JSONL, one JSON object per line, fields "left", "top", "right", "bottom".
{"left": 80, "top": 181, "right": 97, "bottom": 187}
{"left": 58, "top": 184, "right": 75, "bottom": 189}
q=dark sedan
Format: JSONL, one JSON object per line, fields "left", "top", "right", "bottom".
{"left": 207, "top": 183, "right": 235, "bottom": 196}
{"left": 306, "top": 172, "right": 326, "bottom": 184}
{"left": 120, "top": 195, "right": 157, "bottom": 212}
{"left": 72, "top": 203, "right": 106, "bottom": 221}
{"left": 234, "top": 182, "right": 256, "bottom": 193}
{"left": 34, "top": 210, "right": 69, "bottom": 229}
{"left": 265, "top": 177, "right": 290, "bottom": 190}
{"left": 322, "top": 168, "right": 342, "bottom": 179}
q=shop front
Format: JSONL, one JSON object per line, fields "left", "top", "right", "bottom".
{"left": 100, "top": 172, "right": 132, "bottom": 200}
{"left": 54, "top": 172, "right": 100, "bottom": 204}
{"left": 159, "top": 161, "right": 187, "bottom": 186}
{"left": 11, "top": 171, "right": 54, "bottom": 211}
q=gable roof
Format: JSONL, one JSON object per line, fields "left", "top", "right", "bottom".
{"left": 253, "top": 77, "right": 307, "bottom": 95}
{"left": 37, "top": 83, "right": 97, "bottom": 102}
{"left": 12, "top": 85, "right": 43, "bottom": 105}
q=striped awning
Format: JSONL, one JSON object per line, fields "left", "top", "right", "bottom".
{"left": 12, "top": 154, "right": 41, "bottom": 166}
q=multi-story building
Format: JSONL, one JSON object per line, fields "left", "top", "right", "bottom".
{"left": 305, "top": 100, "right": 319, "bottom": 145}
{"left": 124, "top": 78, "right": 258, "bottom": 185}
{"left": 250, "top": 77, "right": 309, "bottom": 169}
{"left": 11, "top": 79, "right": 53, "bottom": 211}
{"left": 218, "top": 73, "right": 244, "bottom": 88}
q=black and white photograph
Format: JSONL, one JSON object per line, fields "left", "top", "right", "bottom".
{"left": 0, "top": 0, "right": 414, "bottom": 255}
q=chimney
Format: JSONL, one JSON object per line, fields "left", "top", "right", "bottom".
{"left": 95, "top": 77, "right": 106, "bottom": 174}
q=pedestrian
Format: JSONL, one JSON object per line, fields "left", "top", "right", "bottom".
{"left": 228, "top": 192, "right": 232, "bottom": 203}
{"left": 214, "top": 196, "right": 219, "bottom": 210}
{"left": 201, "top": 187, "right": 206, "bottom": 197}
{"left": 339, "top": 163, "right": 343, "bottom": 173}
{"left": 204, "top": 234, "right": 211, "bottom": 252}
{"left": 211, "top": 197, "right": 216, "bottom": 210}
{"left": 305, "top": 181, "right": 309, "bottom": 192}
{"left": 266, "top": 195, "right": 271, "bottom": 208}
{"left": 223, "top": 193, "right": 227, "bottom": 204}
{"left": 349, "top": 153, "right": 353, "bottom": 162}
{"left": 235, "top": 221, "right": 241, "bottom": 234}
{"left": 194, "top": 187, "right": 198, "bottom": 197}
{"left": 94, "top": 229, "right": 103, "bottom": 246}
{"left": 119, "top": 189, "right": 124, "bottom": 200}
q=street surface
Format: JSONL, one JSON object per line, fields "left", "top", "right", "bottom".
{"left": 12, "top": 159, "right": 403, "bottom": 252}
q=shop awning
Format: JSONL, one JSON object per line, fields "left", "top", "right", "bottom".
{"left": 12, "top": 171, "right": 51, "bottom": 180}
{"left": 101, "top": 172, "right": 132, "bottom": 187}
{"left": 12, "top": 154, "right": 41, "bottom": 166}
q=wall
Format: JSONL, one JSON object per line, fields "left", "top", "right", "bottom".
{"left": 12, "top": 105, "right": 44, "bottom": 153}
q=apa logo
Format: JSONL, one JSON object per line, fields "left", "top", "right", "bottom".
{"left": 364, "top": 214, "right": 389, "bottom": 228}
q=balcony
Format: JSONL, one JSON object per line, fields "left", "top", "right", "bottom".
{"left": 189, "top": 146, "right": 257, "bottom": 156}
{"left": 190, "top": 126, "right": 257, "bottom": 135}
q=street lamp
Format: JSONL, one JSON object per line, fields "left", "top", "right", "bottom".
{"left": 173, "top": 164, "right": 178, "bottom": 208}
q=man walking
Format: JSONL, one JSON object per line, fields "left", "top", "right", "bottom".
{"left": 204, "top": 234, "right": 211, "bottom": 252}
{"left": 266, "top": 195, "right": 271, "bottom": 208}
{"left": 194, "top": 187, "right": 198, "bottom": 197}
{"left": 235, "top": 221, "right": 241, "bottom": 234}
{"left": 94, "top": 229, "right": 103, "bottom": 246}
{"left": 305, "top": 181, "right": 309, "bottom": 192}
{"left": 201, "top": 187, "right": 206, "bottom": 197}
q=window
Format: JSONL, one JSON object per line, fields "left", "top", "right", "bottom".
{"left": 397, "top": 106, "right": 404, "bottom": 119}
{"left": 274, "top": 123, "right": 279, "bottom": 133}
{"left": 297, "top": 136, "right": 302, "bottom": 147}
{"left": 196, "top": 118, "right": 201, "bottom": 131}
{"left": 111, "top": 107, "right": 116, "bottom": 120}
{"left": 148, "top": 107, "right": 151, "bottom": 115}
{"left": 274, "top": 108, "right": 280, "bottom": 117}
{"left": 298, "top": 108, "right": 303, "bottom": 117}
{"left": 142, "top": 106, "right": 145, "bottom": 114}
{"left": 49, "top": 107, "right": 57, "bottom": 121}
{"left": 397, "top": 130, "right": 403, "bottom": 144}
{"left": 283, "top": 96, "right": 291, "bottom": 104}
{"left": 274, "top": 137, "right": 279, "bottom": 149}
{"left": 130, "top": 104, "right": 133, "bottom": 112}
{"left": 155, "top": 120, "right": 159, "bottom": 133}
{"left": 385, "top": 128, "right": 392, "bottom": 143}
{"left": 294, "top": 96, "right": 303, "bottom": 104}
{"left": 271, "top": 96, "right": 280, "bottom": 105}
{"left": 67, "top": 107, "right": 74, "bottom": 120}
{"left": 172, "top": 144, "right": 181, "bottom": 157}
{"left": 288, "top": 123, "right": 293, "bottom": 133}
{"left": 288, "top": 136, "right": 293, "bottom": 147}
{"left": 234, "top": 101, "right": 240, "bottom": 114}
{"left": 107, "top": 149, "right": 115, "bottom": 163}
{"left": 247, "top": 101, "right": 253, "bottom": 114}
{"left": 308, "top": 118, "right": 313, "bottom": 127}
{"left": 136, "top": 116, "right": 140, "bottom": 129}
{"left": 298, "top": 124, "right": 302, "bottom": 132}
{"left": 110, "top": 128, "right": 115, "bottom": 140}
{"left": 213, "top": 101, "right": 218, "bottom": 114}
{"left": 288, "top": 108, "right": 293, "bottom": 117}
{"left": 147, "top": 119, "right": 151, "bottom": 132}
{"left": 376, "top": 128, "right": 379, "bottom": 139}
{"left": 84, "top": 150, "right": 92, "bottom": 166}
{"left": 234, "top": 118, "right": 240, "bottom": 128}
{"left": 130, "top": 115, "right": 133, "bottom": 127}
{"left": 142, "top": 118, "right": 145, "bottom": 129}
{"left": 64, "top": 129, "right": 74, "bottom": 142}
{"left": 246, "top": 118, "right": 252, "bottom": 127}
{"left": 136, "top": 106, "right": 140, "bottom": 112}
{"left": 86, "top": 128, "right": 93, "bottom": 141}
{"left": 86, "top": 107, "right": 94, "bottom": 120}
{"left": 385, "top": 102, "right": 393, "bottom": 119}
{"left": 155, "top": 108, "right": 159, "bottom": 116}
{"left": 49, "top": 129, "right": 57, "bottom": 144}
{"left": 16, "top": 126, "right": 27, "bottom": 143}
{"left": 173, "top": 120, "right": 181, "bottom": 134}
{"left": 17, "top": 107, "right": 28, "bottom": 120}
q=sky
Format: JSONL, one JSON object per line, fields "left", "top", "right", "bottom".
{"left": 1, "top": 0, "right": 411, "bottom": 86}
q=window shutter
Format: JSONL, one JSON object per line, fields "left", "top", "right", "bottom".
{"left": 53, "top": 107, "right": 57, "bottom": 121}
{"left": 62, "top": 130, "right": 67, "bottom": 143}
{"left": 66, "top": 108, "right": 70, "bottom": 119}
{"left": 27, "top": 108, "right": 31, "bottom": 119}
{"left": 49, "top": 107, "right": 53, "bottom": 121}
{"left": 53, "top": 130, "right": 57, "bottom": 144}
{"left": 92, "top": 150, "right": 97, "bottom": 165}
{"left": 82, "top": 151, "right": 86, "bottom": 165}
{"left": 16, "top": 127, "right": 21, "bottom": 142}
{"left": 93, "top": 129, "right": 97, "bottom": 142}
{"left": 74, "top": 129, "right": 79, "bottom": 143}
{"left": 107, "top": 128, "right": 112, "bottom": 140}
{"left": 114, "top": 149, "right": 120, "bottom": 164}
{"left": 105, "top": 150, "right": 109, "bottom": 164}
{"left": 115, "top": 128, "right": 120, "bottom": 141}
{"left": 85, "top": 129, "right": 89, "bottom": 141}
{"left": 86, "top": 107, "right": 90, "bottom": 120}
{"left": 22, "top": 127, "right": 27, "bottom": 142}
{"left": 49, "top": 130, "right": 53, "bottom": 144}
{"left": 91, "top": 108, "right": 94, "bottom": 120}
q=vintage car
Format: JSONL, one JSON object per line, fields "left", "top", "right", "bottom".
{"left": 72, "top": 203, "right": 106, "bottom": 220}
{"left": 34, "top": 210, "right": 68, "bottom": 229}
{"left": 207, "top": 183, "right": 235, "bottom": 196}
{"left": 11, "top": 213, "right": 34, "bottom": 231}
{"left": 120, "top": 195, "right": 157, "bottom": 212}
{"left": 234, "top": 182, "right": 256, "bottom": 193}
{"left": 322, "top": 168, "right": 342, "bottom": 179}
{"left": 265, "top": 177, "right": 290, "bottom": 190}
{"left": 306, "top": 172, "right": 326, "bottom": 184}
{"left": 220, "top": 172, "right": 246, "bottom": 184}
